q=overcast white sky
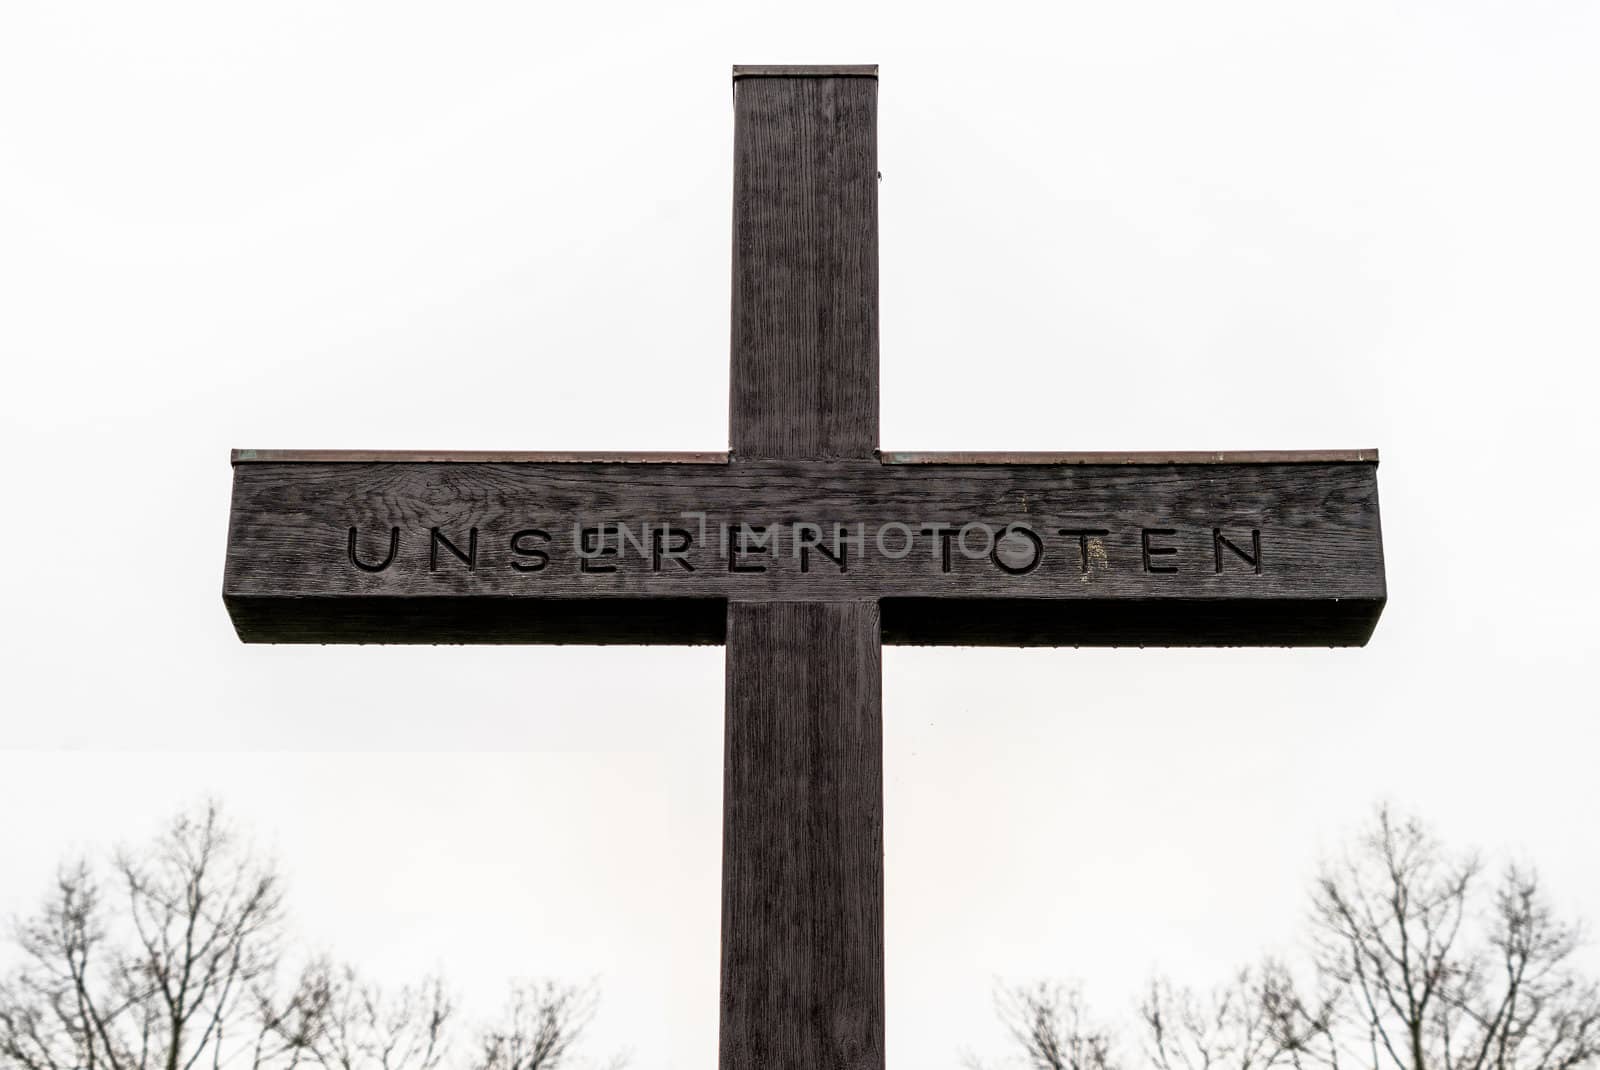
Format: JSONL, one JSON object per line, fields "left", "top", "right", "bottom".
{"left": 2, "top": 2, "right": 1598, "bottom": 1067}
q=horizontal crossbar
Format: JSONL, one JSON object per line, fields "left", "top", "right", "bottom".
{"left": 224, "top": 459, "right": 1385, "bottom": 646}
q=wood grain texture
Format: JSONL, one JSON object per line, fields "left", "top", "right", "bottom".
{"left": 221, "top": 596, "right": 727, "bottom": 645}
{"left": 733, "top": 65, "right": 879, "bottom": 79}
{"left": 724, "top": 71, "right": 885, "bottom": 1069}
{"left": 223, "top": 459, "right": 1384, "bottom": 644}
{"left": 881, "top": 449, "right": 1380, "bottom": 466}
{"left": 721, "top": 601, "right": 883, "bottom": 1070}
{"left": 730, "top": 74, "right": 878, "bottom": 460}
{"left": 233, "top": 448, "right": 1376, "bottom": 466}
{"left": 232, "top": 449, "right": 728, "bottom": 465}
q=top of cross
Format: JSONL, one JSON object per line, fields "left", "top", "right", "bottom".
{"left": 732, "top": 65, "right": 879, "bottom": 79}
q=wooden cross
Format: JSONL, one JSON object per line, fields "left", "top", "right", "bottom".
{"left": 224, "top": 65, "right": 1386, "bottom": 1069}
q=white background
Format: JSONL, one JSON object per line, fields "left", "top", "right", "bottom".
{"left": 3, "top": 2, "right": 1598, "bottom": 1066}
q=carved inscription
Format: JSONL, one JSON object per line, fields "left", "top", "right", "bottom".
{"left": 341, "top": 522, "right": 1266, "bottom": 578}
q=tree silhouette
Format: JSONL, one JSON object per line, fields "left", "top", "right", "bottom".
{"left": 984, "top": 807, "right": 1600, "bottom": 1070}
{"left": 0, "top": 804, "right": 619, "bottom": 1070}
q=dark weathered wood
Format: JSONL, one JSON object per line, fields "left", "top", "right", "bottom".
{"left": 223, "top": 459, "right": 1384, "bottom": 644}
{"left": 232, "top": 449, "right": 728, "bottom": 465}
{"left": 222, "top": 596, "right": 727, "bottom": 645}
{"left": 881, "top": 449, "right": 1380, "bottom": 465}
{"left": 724, "top": 69, "right": 885, "bottom": 1070}
{"left": 879, "top": 597, "right": 1381, "bottom": 647}
{"left": 233, "top": 448, "right": 1376, "bottom": 466}
{"left": 732, "top": 65, "right": 880, "bottom": 79}
{"left": 729, "top": 70, "right": 878, "bottom": 460}
{"left": 721, "top": 601, "right": 883, "bottom": 1070}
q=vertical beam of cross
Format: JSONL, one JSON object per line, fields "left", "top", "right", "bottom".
{"left": 720, "top": 66, "right": 885, "bottom": 1069}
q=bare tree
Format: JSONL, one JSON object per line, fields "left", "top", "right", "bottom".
{"left": 276, "top": 967, "right": 610, "bottom": 1070}
{"left": 1314, "top": 810, "right": 1600, "bottom": 1070}
{"left": 1, "top": 804, "right": 621, "bottom": 1070}
{"left": 470, "top": 982, "right": 621, "bottom": 1070}
{"left": 0, "top": 804, "right": 298, "bottom": 1070}
{"left": 294, "top": 963, "right": 451, "bottom": 1070}
{"left": 1139, "top": 965, "right": 1340, "bottom": 1070}
{"left": 1253, "top": 962, "right": 1341, "bottom": 1070}
{"left": 1312, "top": 807, "right": 1479, "bottom": 1070}
{"left": 986, "top": 807, "right": 1600, "bottom": 1070}
{"left": 966, "top": 982, "right": 1119, "bottom": 1070}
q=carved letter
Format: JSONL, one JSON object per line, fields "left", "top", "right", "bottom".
{"left": 616, "top": 521, "right": 653, "bottom": 563}
{"left": 920, "top": 525, "right": 957, "bottom": 573}
{"left": 728, "top": 525, "right": 770, "bottom": 573}
{"left": 797, "top": 524, "right": 848, "bottom": 574}
{"left": 510, "top": 529, "right": 551, "bottom": 573}
{"left": 652, "top": 527, "right": 695, "bottom": 573}
{"left": 429, "top": 527, "right": 477, "bottom": 571}
{"left": 1141, "top": 528, "right": 1178, "bottom": 574}
{"left": 990, "top": 525, "right": 1043, "bottom": 575}
{"left": 1214, "top": 527, "right": 1262, "bottom": 574}
{"left": 579, "top": 526, "right": 618, "bottom": 574}
{"left": 1058, "top": 528, "right": 1110, "bottom": 574}
{"left": 348, "top": 526, "right": 399, "bottom": 573}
